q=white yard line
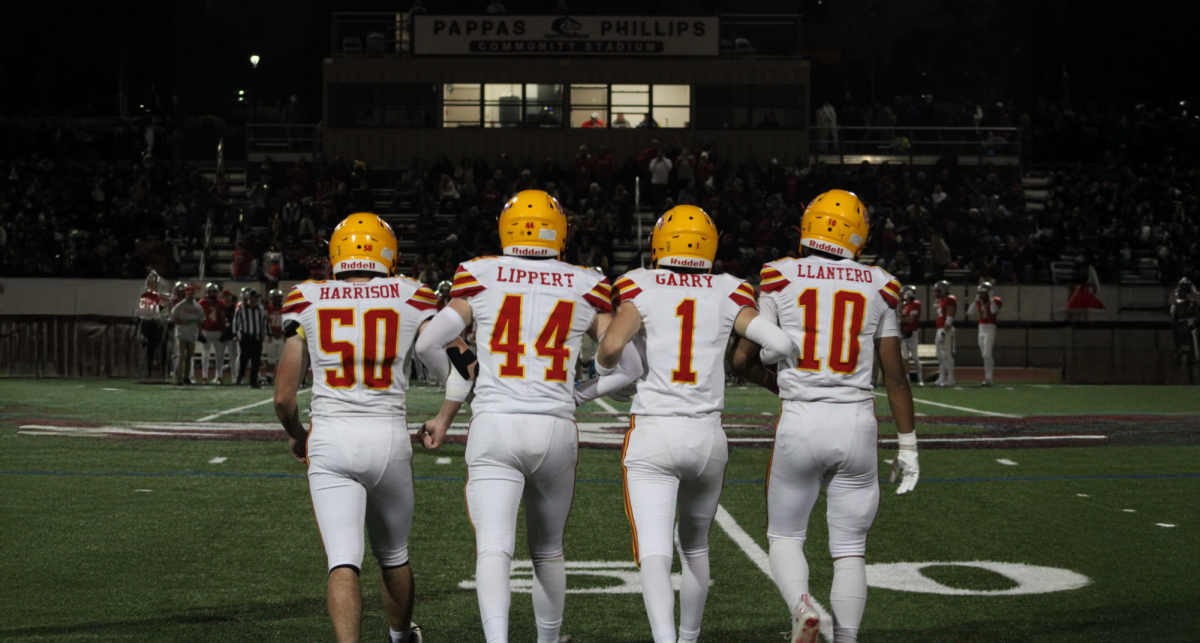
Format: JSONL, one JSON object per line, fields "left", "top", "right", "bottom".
{"left": 872, "top": 392, "right": 1021, "bottom": 418}
{"left": 592, "top": 397, "right": 630, "bottom": 422}
{"left": 714, "top": 505, "right": 833, "bottom": 642}
{"left": 194, "top": 389, "right": 311, "bottom": 423}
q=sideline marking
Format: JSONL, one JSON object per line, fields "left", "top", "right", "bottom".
{"left": 208, "top": 457, "right": 227, "bottom": 464}
{"left": 436, "top": 457, "right": 451, "bottom": 465}
{"left": 714, "top": 504, "right": 833, "bottom": 641}
{"left": 874, "top": 392, "right": 1021, "bottom": 418}
{"left": 134, "top": 489, "right": 153, "bottom": 492}
{"left": 1122, "top": 509, "right": 1136, "bottom": 513}
{"left": 996, "top": 459, "right": 1019, "bottom": 466}
{"left": 194, "top": 389, "right": 311, "bottom": 422}
{"left": 1156, "top": 523, "right": 1176, "bottom": 528}
{"left": 1076, "top": 493, "right": 1090, "bottom": 498}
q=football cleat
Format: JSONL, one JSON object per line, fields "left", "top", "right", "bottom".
{"left": 410, "top": 624, "right": 423, "bottom": 643}
{"left": 979, "top": 380, "right": 993, "bottom": 387}
{"left": 790, "top": 595, "right": 821, "bottom": 643}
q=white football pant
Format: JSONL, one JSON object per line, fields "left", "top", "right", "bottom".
{"left": 936, "top": 327, "right": 955, "bottom": 386}
{"left": 900, "top": 333, "right": 923, "bottom": 384}
{"left": 466, "top": 412, "right": 578, "bottom": 643}
{"left": 307, "top": 416, "right": 414, "bottom": 573}
{"left": 767, "top": 400, "right": 879, "bottom": 643}
{"left": 978, "top": 324, "right": 996, "bottom": 383}
{"left": 622, "top": 415, "right": 728, "bottom": 643}
{"left": 200, "top": 330, "right": 227, "bottom": 380}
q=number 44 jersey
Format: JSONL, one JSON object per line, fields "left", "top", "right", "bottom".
{"left": 759, "top": 255, "right": 901, "bottom": 403}
{"left": 451, "top": 256, "right": 613, "bottom": 420}
{"left": 613, "top": 268, "right": 758, "bottom": 418}
{"left": 281, "top": 277, "right": 439, "bottom": 417}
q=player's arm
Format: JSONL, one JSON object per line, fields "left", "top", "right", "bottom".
{"left": 877, "top": 328, "right": 919, "bottom": 494}
{"left": 944, "top": 298, "right": 957, "bottom": 324}
{"left": 967, "top": 298, "right": 979, "bottom": 318}
{"left": 990, "top": 297, "right": 1001, "bottom": 315}
{"left": 733, "top": 307, "right": 794, "bottom": 366}
{"left": 597, "top": 301, "right": 642, "bottom": 369}
{"left": 576, "top": 309, "right": 643, "bottom": 407}
{"left": 273, "top": 332, "right": 310, "bottom": 464}
{"left": 414, "top": 298, "right": 476, "bottom": 450}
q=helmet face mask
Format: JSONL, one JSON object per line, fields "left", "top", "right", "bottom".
{"left": 329, "top": 212, "right": 399, "bottom": 276}
{"left": 651, "top": 205, "right": 718, "bottom": 270}
{"left": 498, "top": 190, "right": 567, "bottom": 258}
{"left": 900, "top": 285, "right": 917, "bottom": 301}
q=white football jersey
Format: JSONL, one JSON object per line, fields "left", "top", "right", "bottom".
{"left": 759, "top": 255, "right": 901, "bottom": 403}
{"left": 281, "top": 277, "right": 439, "bottom": 417}
{"left": 451, "top": 255, "right": 613, "bottom": 420}
{"left": 614, "top": 268, "right": 757, "bottom": 418}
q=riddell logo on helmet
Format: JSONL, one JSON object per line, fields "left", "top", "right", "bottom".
{"left": 808, "top": 240, "right": 847, "bottom": 255}
{"left": 667, "top": 257, "right": 707, "bottom": 267}
{"left": 510, "top": 246, "right": 554, "bottom": 256}
{"left": 340, "top": 260, "right": 379, "bottom": 270}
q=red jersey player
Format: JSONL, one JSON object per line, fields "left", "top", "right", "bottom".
{"left": 899, "top": 284, "right": 925, "bottom": 386}
{"left": 933, "top": 280, "right": 957, "bottom": 387}
{"left": 967, "top": 281, "right": 1003, "bottom": 386}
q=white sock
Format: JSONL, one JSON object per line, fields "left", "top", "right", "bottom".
{"left": 639, "top": 555, "right": 677, "bottom": 643}
{"left": 769, "top": 539, "right": 809, "bottom": 612}
{"left": 531, "top": 555, "right": 566, "bottom": 643}
{"left": 984, "top": 356, "right": 994, "bottom": 382}
{"left": 831, "top": 557, "right": 867, "bottom": 643}
{"left": 678, "top": 550, "right": 710, "bottom": 641}
{"left": 389, "top": 626, "right": 410, "bottom": 643}
{"left": 476, "top": 551, "right": 512, "bottom": 643}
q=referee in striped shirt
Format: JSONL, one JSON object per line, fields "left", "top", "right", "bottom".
{"left": 233, "top": 288, "right": 269, "bottom": 388}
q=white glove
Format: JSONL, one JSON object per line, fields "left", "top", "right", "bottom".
{"left": 890, "top": 450, "right": 920, "bottom": 494}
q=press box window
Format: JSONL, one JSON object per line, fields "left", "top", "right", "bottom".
{"left": 570, "top": 84, "right": 690, "bottom": 128}
{"left": 444, "top": 83, "right": 563, "bottom": 128}
{"left": 329, "top": 83, "right": 437, "bottom": 128}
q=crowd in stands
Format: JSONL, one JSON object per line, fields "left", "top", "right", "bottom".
{"left": 2, "top": 98, "right": 1196, "bottom": 289}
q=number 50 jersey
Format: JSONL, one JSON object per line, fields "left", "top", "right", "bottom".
{"left": 759, "top": 255, "right": 901, "bottom": 404}
{"left": 614, "top": 268, "right": 758, "bottom": 418}
{"left": 281, "top": 277, "right": 439, "bottom": 417}
{"left": 451, "top": 256, "right": 613, "bottom": 420}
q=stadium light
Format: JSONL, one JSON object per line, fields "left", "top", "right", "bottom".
{"left": 238, "top": 90, "right": 245, "bottom": 96}
{"left": 250, "top": 54, "right": 260, "bottom": 69}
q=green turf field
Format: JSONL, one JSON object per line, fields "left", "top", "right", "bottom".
{"left": 2, "top": 379, "right": 1198, "bottom": 642}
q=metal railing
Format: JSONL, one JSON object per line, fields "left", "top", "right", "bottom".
{"left": 245, "top": 123, "right": 322, "bottom": 158}
{"left": 809, "top": 126, "right": 1022, "bottom": 165}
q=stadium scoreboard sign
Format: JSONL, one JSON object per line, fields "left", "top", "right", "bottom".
{"left": 413, "top": 16, "right": 720, "bottom": 56}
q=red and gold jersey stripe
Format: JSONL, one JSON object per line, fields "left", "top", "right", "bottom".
{"left": 450, "top": 264, "right": 485, "bottom": 299}
{"left": 729, "top": 281, "right": 757, "bottom": 309}
{"left": 582, "top": 278, "right": 614, "bottom": 313}
{"left": 880, "top": 278, "right": 902, "bottom": 307}
{"left": 282, "top": 287, "right": 311, "bottom": 315}
{"left": 613, "top": 276, "right": 643, "bottom": 303}
{"left": 759, "top": 266, "right": 790, "bottom": 293}
{"left": 406, "top": 285, "right": 439, "bottom": 311}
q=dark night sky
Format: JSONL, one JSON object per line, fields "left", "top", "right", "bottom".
{"left": 0, "top": 0, "right": 1195, "bottom": 118}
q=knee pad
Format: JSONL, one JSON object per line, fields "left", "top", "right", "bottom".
{"left": 329, "top": 563, "right": 361, "bottom": 576}
{"left": 679, "top": 545, "right": 709, "bottom": 561}
{"left": 475, "top": 529, "right": 517, "bottom": 558}
{"left": 827, "top": 524, "right": 869, "bottom": 558}
{"left": 766, "top": 532, "right": 808, "bottom": 547}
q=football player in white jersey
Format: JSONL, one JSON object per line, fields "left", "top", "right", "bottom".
{"left": 733, "top": 190, "right": 918, "bottom": 643}
{"left": 576, "top": 205, "right": 794, "bottom": 643}
{"left": 274, "top": 212, "right": 473, "bottom": 643}
{"left": 415, "top": 190, "right": 638, "bottom": 643}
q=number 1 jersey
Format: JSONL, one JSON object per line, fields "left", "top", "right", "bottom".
{"left": 451, "top": 256, "right": 613, "bottom": 420}
{"left": 281, "top": 277, "right": 439, "bottom": 417}
{"left": 613, "top": 268, "right": 757, "bottom": 418}
{"left": 758, "top": 256, "right": 901, "bottom": 404}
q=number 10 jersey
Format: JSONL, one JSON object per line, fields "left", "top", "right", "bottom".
{"left": 282, "top": 277, "right": 439, "bottom": 418}
{"left": 758, "top": 255, "right": 901, "bottom": 404}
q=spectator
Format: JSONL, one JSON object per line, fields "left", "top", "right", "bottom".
{"left": 581, "top": 113, "right": 605, "bottom": 128}
{"left": 485, "top": 0, "right": 506, "bottom": 14}
{"left": 816, "top": 100, "right": 838, "bottom": 151}
{"left": 648, "top": 150, "right": 672, "bottom": 207}
{"left": 230, "top": 240, "right": 254, "bottom": 280}
{"left": 636, "top": 113, "right": 659, "bottom": 129}
{"left": 612, "top": 113, "right": 631, "bottom": 128}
